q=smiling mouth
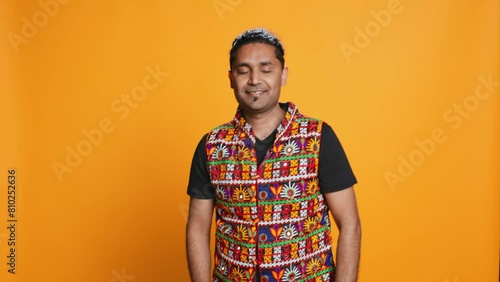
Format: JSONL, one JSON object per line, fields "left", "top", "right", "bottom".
{"left": 246, "top": 89, "right": 266, "bottom": 102}
{"left": 246, "top": 89, "right": 267, "bottom": 99}
{"left": 246, "top": 89, "right": 266, "bottom": 94}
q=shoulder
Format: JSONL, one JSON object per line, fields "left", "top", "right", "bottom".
{"left": 205, "top": 120, "right": 237, "bottom": 145}
{"left": 293, "top": 111, "right": 327, "bottom": 133}
{"left": 292, "top": 105, "right": 325, "bottom": 126}
{"left": 207, "top": 120, "right": 235, "bottom": 133}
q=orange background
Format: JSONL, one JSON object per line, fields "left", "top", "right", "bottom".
{"left": 1, "top": 0, "right": 499, "bottom": 281}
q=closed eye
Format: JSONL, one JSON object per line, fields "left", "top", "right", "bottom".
{"left": 235, "top": 67, "right": 250, "bottom": 75}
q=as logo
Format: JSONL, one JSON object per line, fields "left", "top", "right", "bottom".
{"left": 213, "top": 0, "right": 243, "bottom": 21}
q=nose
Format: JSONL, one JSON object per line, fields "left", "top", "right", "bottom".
{"left": 248, "top": 71, "right": 261, "bottom": 85}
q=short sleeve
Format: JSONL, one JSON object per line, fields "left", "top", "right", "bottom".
{"left": 319, "top": 123, "right": 358, "bottom": 193}
{"left": 186, "top": 134, "right": 216, "bottom": 199}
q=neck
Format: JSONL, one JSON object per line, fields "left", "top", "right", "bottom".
{"left": 243, "top": 104, "right": 285, "bottom": 140}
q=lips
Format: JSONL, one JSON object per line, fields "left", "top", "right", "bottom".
{"left": 245, "top": 89, "right": 267, "bottom": 97}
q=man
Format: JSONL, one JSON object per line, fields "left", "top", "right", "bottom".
{"left": 186, "top": 28, "right": 361, "bottom": 282}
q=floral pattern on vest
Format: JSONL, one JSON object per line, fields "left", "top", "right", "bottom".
{"left": 206, "top": 102, "right": 335, "bottom": 282}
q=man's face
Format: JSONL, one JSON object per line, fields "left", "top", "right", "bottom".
{"left": 229, "top": 43, "right": 288, "bottom": 115}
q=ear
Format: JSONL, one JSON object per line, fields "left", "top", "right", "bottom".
{"left": 281, "top": 66, "right": 288, "bottom": 86}
{"left": 228, "top": 70, "right": 234, "bottom": 89}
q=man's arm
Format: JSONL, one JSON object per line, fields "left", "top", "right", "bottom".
{"left": 324, "top": 186, "right": 361, "bottom": 282}
{"left": 186, "top": 197, "right": 214, "bottom": 282}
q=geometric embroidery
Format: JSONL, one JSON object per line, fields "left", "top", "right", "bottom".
{"left": 207, "top": 102, "right": 335, "bottom": 281}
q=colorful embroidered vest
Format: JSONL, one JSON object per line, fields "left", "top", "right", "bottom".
{"left": 206, "top": 102, "right": 334, "bottom": 282}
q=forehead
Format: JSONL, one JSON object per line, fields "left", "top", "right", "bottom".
{"left": 233, "top": 43, "right": 278, "bottom": 65}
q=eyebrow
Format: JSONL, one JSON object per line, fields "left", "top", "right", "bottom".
{"left": 234, "top": 61, "right": 274, "bottom": 68}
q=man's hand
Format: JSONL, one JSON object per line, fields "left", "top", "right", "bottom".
{"left": 324, "top": 186, "right": 361, "bottom": 282}
{"left": 186, "top": 198, "right": 214, "bottom": 282}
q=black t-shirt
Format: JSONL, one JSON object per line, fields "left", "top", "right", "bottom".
{"left": 187, "top": 122, "right": 357, "bottom": 199}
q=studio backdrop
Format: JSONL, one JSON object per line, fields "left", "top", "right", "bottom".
{"left": 1, "top": 0, "right": 499, "bottom": 281}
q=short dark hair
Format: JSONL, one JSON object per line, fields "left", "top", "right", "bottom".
{"left": 229, "top": 28, "right": 285, "bottom": 69}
